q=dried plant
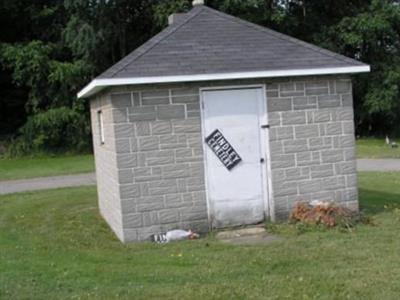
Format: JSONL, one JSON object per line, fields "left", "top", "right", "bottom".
{"left": 289, "top": 201, "right": 359, "bottom": 230}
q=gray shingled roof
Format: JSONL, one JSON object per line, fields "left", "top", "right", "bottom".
{"left": 98, "top": 4, "right": 366, "bottom": 80}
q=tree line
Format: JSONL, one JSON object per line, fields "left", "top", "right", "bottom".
{"left": 1, "top": 0, "right": 399, "bottom": 156}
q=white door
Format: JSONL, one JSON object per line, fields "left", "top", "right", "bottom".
{"left": 201, "top": 87, "right": 267, "bottom": 228}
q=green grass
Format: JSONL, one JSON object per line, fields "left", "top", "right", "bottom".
{"left": 356, "top": 138, "right": 400, "bottom": 159}
{"left": 1, "top": 173, "right": 400, "bottom": 299}
{"left": 0, "top": 154, "right": 94, "bottom": 181}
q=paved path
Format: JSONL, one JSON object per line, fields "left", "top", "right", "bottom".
{"left": 0, "top": 159, "right": 400, "bottom": 195}
{"left": 0, "top": 173, "right": 96, "bottom": 195}
{"left": 357, "top": 159, "right": 400, "bottom": 172}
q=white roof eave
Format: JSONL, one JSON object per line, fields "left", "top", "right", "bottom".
{"left": 77, "top": 65, "right": 370, "bottom": 98}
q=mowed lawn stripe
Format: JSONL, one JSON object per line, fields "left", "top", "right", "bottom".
{"left": 0, "top": 154, "right": 94, "bottom": 181}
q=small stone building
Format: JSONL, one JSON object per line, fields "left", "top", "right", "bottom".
{"left": 78, "top": 1, "right": 370, "bottom": 242}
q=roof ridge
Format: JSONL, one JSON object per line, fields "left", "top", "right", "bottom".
{"left": 106, "top": 6, "right": 205, "bottom": 78}
{"left": 201, "top": 6, "right": 362, "bottom": 66}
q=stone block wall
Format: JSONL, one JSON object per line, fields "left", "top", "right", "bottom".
{"left": 92, "top": 86, "right": 209, "bottom": 242}
{"left": 90, "top": 95, "right": 123, "bottom": 240}
{"left": 266, "top": 78, "right": 358, "bottom": 219}
{"left": 90, "top": 75, "right": 358, "bottom": 242}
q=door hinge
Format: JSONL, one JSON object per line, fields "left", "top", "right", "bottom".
{"left": 261, "top": 124, "right": 270, "bottom": 129}
{"left": 201, "top": 100, "right": 205, "bottom": 109}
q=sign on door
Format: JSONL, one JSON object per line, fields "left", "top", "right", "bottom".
{"left": 205, "top": 129, "right": 242, "bottom": 170}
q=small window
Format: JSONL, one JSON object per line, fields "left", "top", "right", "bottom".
{"left": 97, "top": 110, "right": 105, "bottom": 145}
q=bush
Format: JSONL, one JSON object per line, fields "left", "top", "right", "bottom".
{"left": 6, "top": 107, "right": 91, "bottom": 157}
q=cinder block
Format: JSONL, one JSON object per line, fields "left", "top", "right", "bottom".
{"left": 116, "top": 153, "right": 137, "bottom": 169}
{"left": 172, "top": 95, "right": 199, "bottom": 104}
{"left": 120, "top": 199, "right": 137, "bottom": 214}
{"left": 142, "top": 97, "right": 169, "bottom": 105}
{"left": 318, "top": 95, "right": 341, "bottom": 108}
{"left": 280, "top": 90, "right": 304, "bottom": 97}
{"left": 325, "top": 123, "right": 343, "bottom": 136}
{"left": 173, "top": 119, "right": 201, "bottom": 133}
{"left": 267, "top": 90, "right": 279, "bottom": 98}
{"left": 151, "top": 121, "right": 172, "bottom": 135}
{"left": 268, "top": 112, "right": 281, "bottom": 126}
{"left": 114, "top": 124, "right": 134, "bottom": 138}
{"left": 162, "top": 164, "right": 190, "bottom": 179}
{"left": 123, "top": 229, "right": 138, "bottom": 242}
{"left": 115, "top": 139, "right": 131, "bottom": 153}
{"left": 342, "top": 188, "right": 358, "bottom": 202}
{"left": 305, "top": 81, "right": 328, "bottom": 89}
{"left": 129, "top": 106, "right": 155, "bottom": 114}
{"left": 120, "top": 184, "right": 140, "bottom": 199}
{"left": 149, "top": 180, "right": 178, "bottom": 195}
{"left": 138, "top": 136, "right": 159, "bottom": 151}
{"left": 142, "top": 90, "right": 169, "bottom": 98}
{"left": 335, "top": 161, "right": 356, "bottom": 175}
{"left": 282, "top": 111, "right": 306, "bottom": 125}
{"left": 322, "top": 176, "right": 346, "bottom": 190}
{"left": 271, "top": 154, "right": 296, "bottom": 169}
{"left": 179, "top": 206, "right": 207, "bottom": 221}
{"left": 285, "top": 168, "right": 309, "bottom": 181}
{"left": 267, "top": 98, "right": 292, "bottom": 112}
{"left": 346, "top": 174, "right": 358, "bottom": 187}
{"left": 123, "top": 213, "right": 143, "bottom": 228}
{"left": 306, "top": 87, "right": 329, "bottom": 96}
{"left": 147, "top": 156, "right": 174, "bottom": 166}
{"left": 164, "top": 194, "right": 183, "bottom": 208}
{"left": 158, "top": 210, "right": 180, "bottom": 223}
{"left": 129, "top": 106, "right": 156, "bottom": 121}
{"left": 321, "top": 149, "right": 344, "bottom": 163}
{"left": 293, "top": 96, "right": 317, "bottom": 110}
{"left": 111, "top": 93, "right": 131, "bottom": 108}
{"left": 171, "top": 88, "right": 198, "bottom": 97}
{"left": 295, "top": 124, "right": 319, "bottom": 139}
{"left": 137, "top": 198, "right": 164, "bottom": 213}
{"left": 132, "top": 92, "right": 140, "bottom": 106}
{"left": 269, "top": 141, "right": 284, "bottom": 154}
{"left": 342, "top": 94, "right": 353, "bottom": 106}
{"left": 270, "top": 126, "right": 294, "bottom": 141}
{"left": 142, "top": 211, "right": 160, "bottom": 226}
{"left": 157, "top": 105, "right": 185, "bottom": 120}
{"left": 310, "top": 164, "right": 334, "bottom": 178}
{"left": 266, "top": 83, "right": 279, "bottom": 90}
{"left": 344, "top": 148, "right": 355, "bottom": 161}
{"left": 332, "top": 108, "right": 353, "bottom": 121}
{"left": 334, "top": 135, "right": 355, "bottom": 148}
{"left": 136, "top": 122, "right": 151, "bottom": 136}
{"left": 187, "top": 103, "right": 200, "bottom": 112}
{"left": 283, "top": 139, "right": 308, "bottom": 153}
{"left": 296, "top": 152, "right": 319, "bottom": 166}
{"left": 313, "top": 111, "right": 331, "bottom": 123}
{"left": 298, "top": 180, "right": 321, "bottom": 194}
{"left": 273, "top": 181, "right": 298, "bottom": 197}
{"left": 342, "top": 121, "right": 355, "bottom": 134}
{"left": 118, "top": 169, "right": 134, "bottom": 184}
{"left": 112, "top": 108, "right": 128, "bottom": 123}
{"left": 336, "top": 80, "right": 351, "bottom": 93}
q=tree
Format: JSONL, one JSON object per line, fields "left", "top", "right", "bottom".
{"left": 319, "top": 0, "right": 400, "bottom": 135}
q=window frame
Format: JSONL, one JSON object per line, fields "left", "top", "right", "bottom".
{"left": 97, "top": 110, "right": 105, "bottom": 145}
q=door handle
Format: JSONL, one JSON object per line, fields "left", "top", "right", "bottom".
{"left": 260, "top": 158, "right": 265, "bottom": 163}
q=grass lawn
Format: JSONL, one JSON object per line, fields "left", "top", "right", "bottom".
{"left": 356, "top": 138, "right": 400, "bottom": 159}
{"left": 1, "top": 173, "right": 400, "bottom": 299}
{"left": 0, "top": 154, "right": 94, "bottom": 181}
